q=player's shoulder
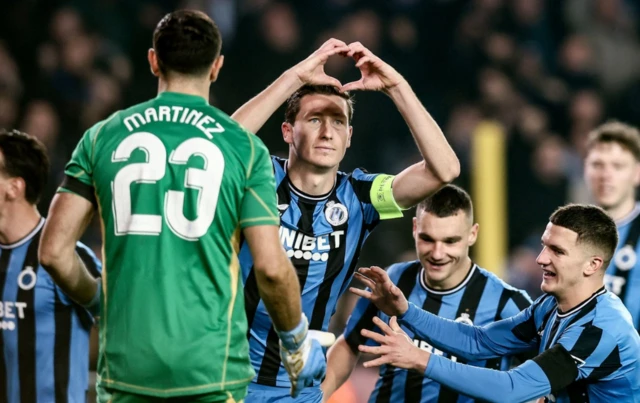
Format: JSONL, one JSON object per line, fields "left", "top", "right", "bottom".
{"left": 475, "top": 265, "right": 531, "bottom": 300}
{"left": 617, "top": 203, "right": 640, "bottom": 231}
{"left": 591, "top": 291, "right": 637, "bottom": 335}
{"left": 341, "top": 167, "right": 380, "bottom": 183}
{"left": 387, "top": 260, "right": 421, "bottom": 283}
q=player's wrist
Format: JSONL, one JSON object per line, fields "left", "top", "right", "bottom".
{"left": 397, "top": 301, "right": 413, "bottom": 320}
{"left": 277, "top": 314, "right": 309, "bottom": 351}
{"left": 283, "top": 69, "right": 306, "bottom": 92}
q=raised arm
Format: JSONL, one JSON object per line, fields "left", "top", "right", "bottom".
{"left": 39, "top": 192, "right": 99, "bottom": 306}
{"left": 322, "top": 335, "right": 360, "bottom": 400}
{"left": 231, "top": 39, "right": 348, "bottom": 134}
{"left": 341, "top": 42, "right": 460, "bottom": 208}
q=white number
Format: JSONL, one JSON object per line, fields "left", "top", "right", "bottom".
{"left": 165, "top": 138, "right": 224, "bottom": 240}
{"left": 111, "top": 132, "right": 224, "bottom": 240}
{"left": 112, "top": 132, "right": 166, "bottom": 235}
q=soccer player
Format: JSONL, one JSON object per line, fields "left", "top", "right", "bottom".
{"left": 583, "top": 121, "right": 640, "bottom": 332}
{"left": 38, "top": 10, "right": 326, "bottom": 403}
{"left": 322, "top": 185, "right": 532, "bottom": 402}
{"left": 356, "top": 204, "right": 640, "bottom": 402}
{"left": 0, "top": 129, "right": 101, "bottom": 403}
{"left": 232, "top": 39, "right": 460, "bottom": 402}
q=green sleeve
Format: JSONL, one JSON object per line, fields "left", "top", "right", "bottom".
{"left": 58, "top": 120, "right": 108, "bottom": 204}
{"left": 239, "top": 135, "right": 280, "bottom": 228}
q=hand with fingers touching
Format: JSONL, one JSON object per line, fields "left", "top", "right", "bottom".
{"left": 341, "top": 41, "right": 406, "bottom": 93}
{"left": 359, "top": 316, "right": 431, "bottom": 373}
{"left": 350, "top": 266, "right": 409, "bottom": 317}
{"left": 290, "top": 38, "right": 350, "bottom": 88}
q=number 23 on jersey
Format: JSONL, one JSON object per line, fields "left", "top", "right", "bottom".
{"left": 111, "top": 132, "right": 224, "bottom": 241}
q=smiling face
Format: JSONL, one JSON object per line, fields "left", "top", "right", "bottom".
{"left": 413, "top": 209, "right": 478, "bottom": 290}
{"left": 282, "top": 93, "right": 353, "bottom": 171}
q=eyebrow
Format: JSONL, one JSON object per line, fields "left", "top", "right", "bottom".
{"left": 542, "top": 241, "right": 568, "bottom": 255}
{"left": 419, "top": 233, "right": 462, "bottom": 243}
{"left": 304, "top": 108, "right": 348, "bottom": 119}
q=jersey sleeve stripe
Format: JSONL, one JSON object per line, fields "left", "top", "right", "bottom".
{"left": 567, "top": 323, "right": 606, "bottom": 364}
{"left": 59, "top": 175, "right": 97, "bottom": 206}
{"left": 247, "top": 188, "right": 278, "bottom": 220}
{"left": 533, "top": 344, "right": 579, "bottom": 393}
{"left": 244, "top": 130, "right": 255, "bottom": 180}
{"left": 511, "top": 292, "right": 532, "bottom": 311}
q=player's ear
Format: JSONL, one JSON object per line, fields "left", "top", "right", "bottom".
{"left": 148, "top": 49, "right": 160, "bottom": 77}
{"left": 6, "top": 177, "right": 24, "bottom": 201}
{"left": 209, "top": 55, "right": 224, "bottom": 82}
{"left": 468, "top": 223, "right": 479, "bottom": 246}
{"left": 346, "top": 126, "right": 353, "bottom": 148}
{"left": 633, "top": 162, "right": 640, "bottom": 186}
{"left": 412, "top": 216, "right": 418, "bottom": 239}
{"left": 282, "top": 122, "right": 294, "bottom": 144}
{"left": 585, "top": 255, "right": 603, "bottom": 276}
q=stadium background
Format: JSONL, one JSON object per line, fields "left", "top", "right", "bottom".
{"left": 2, "top": 0, "right": 640, "bottom": 401}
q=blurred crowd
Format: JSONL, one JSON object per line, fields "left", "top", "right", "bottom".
{"left": 2, "top": 0, "right": 640, "bottom": 308}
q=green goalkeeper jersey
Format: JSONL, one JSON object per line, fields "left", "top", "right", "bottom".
{"left": 60, "top": 92, "right": 279, "bottom": 397}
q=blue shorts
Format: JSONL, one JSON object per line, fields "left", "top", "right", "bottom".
{"left": 244, "top": 383, "right": 323, "bottom": 403}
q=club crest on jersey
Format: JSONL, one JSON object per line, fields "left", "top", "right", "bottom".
{"left": 614, "top": 245, "right": 636, "bottom": 271}
{"left": 454, "top": 313, "right": 474, "bottom": 326}
{"left": 324, "top": 201, "right": 348, "bottom": 226}
{"left": 18, "top": 266, "right": 37, "bottom": 291}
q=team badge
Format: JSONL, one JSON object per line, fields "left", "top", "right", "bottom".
{"left": 614, "top": 245, "right": 636, "bottom": 271}
{"left": 454, "top": 312, "right": 474, "bottom": 326}
{"left": 18, "top": 266, "right": 37, "bottom": 291}
{"left": 324, "top": 201, "right": 348, "bottom": 226}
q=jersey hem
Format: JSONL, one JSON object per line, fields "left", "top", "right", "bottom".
{"left": 98, "top": 375, "right": 254, "bottom": 398}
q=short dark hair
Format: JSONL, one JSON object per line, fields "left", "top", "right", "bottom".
{"left": 153, "top": 10, "right": 222, "bottom": 77}
{"left": 549, "top": 204, "right": 618, "bottom": 267}
{"left": 585, "top": 121, "right": 640, "bottom": 161}
{"left": 0, "top": 129, "right": 49, "bottom": 204}
{"left": 284, "top": 85, "right": 354, "bottom": 124}
{"left": 416, "top": 185, "right": 473, "bottom": 220}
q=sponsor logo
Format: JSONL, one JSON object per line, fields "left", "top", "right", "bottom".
{"left": 279, "top": 227, "right": 344, "bottom": 261}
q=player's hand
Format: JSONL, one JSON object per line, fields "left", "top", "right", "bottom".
{"left": 350, "top": 266, "right": 409, "bottom": 317}
{"left": 289, "top": 38, "right": 349, "bottom": 89}
{"left": 359, "top": 316, "right": 429, "bottom": 372}
{"left": 278, "top": 315, "right": 336, "bottom": 398}
{"left": 341, "top": 42, "right": 405, "bottom": 93}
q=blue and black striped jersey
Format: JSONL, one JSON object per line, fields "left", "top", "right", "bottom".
{"left": 0, "top": 218, "right": 101, "bottom": 403}
{"left": 399, "top": 286, "right": 640, "bottom": 402}
{"left": 345, "top": 261, "right": 531, "bottom": 403}
{"left": 605, "top": 203, "right": 640, "bottom": 331}
{"left": 239, "top": 157, "right": 387, "bottom": 386}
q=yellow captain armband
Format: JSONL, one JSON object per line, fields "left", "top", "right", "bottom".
{"left": 370, "top": 174, "right": 405, "bottom": 220}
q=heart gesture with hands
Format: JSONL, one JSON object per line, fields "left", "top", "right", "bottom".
{"left": 341, "top": 42, "right": 406, "bottom": 93}
{"left": 290, "top": 38, "right": 349, "bottom": 88}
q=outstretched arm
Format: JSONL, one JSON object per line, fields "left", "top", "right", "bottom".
{"left": 352, "top": 267, "right": 537, "bottom": 361}
{"left": 232, "top": 39, "right": 348, "bottom": 133}
{"left": 341, "top": 42, "right": 460, "bottom": 208}
{"left": 321, "top": 335, "right": 360, "bottom": 400}
{"left": 360, "top": 317, "right": 576, "bottom": 403}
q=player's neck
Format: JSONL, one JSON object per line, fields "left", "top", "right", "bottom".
{"left": 605, "top": 197, "right": 637, "bottom": 222}
{"left": 0, "top": 202, "right": 41, "bottom": 245}
{"left": 286, "top": 159, "right": 337, "bottom": 196}
{"left": 555, "top": 280, "right": 604, "bottom": 314}
{"left": 157, "top": 78, "right": 210, "bottom": 103}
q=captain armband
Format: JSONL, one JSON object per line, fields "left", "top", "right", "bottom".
{"left": 370, "top": 174, "right": 405, "bottom": 220}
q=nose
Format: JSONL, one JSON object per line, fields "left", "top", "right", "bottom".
{"left": 319, "top": 121, "right": 333, "bottom": 139}
{"left": 536, "top": 247, "right": 550, "bottom": 266}
{"left": 431, "top": 242, "right": 446, "bottom": 260}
